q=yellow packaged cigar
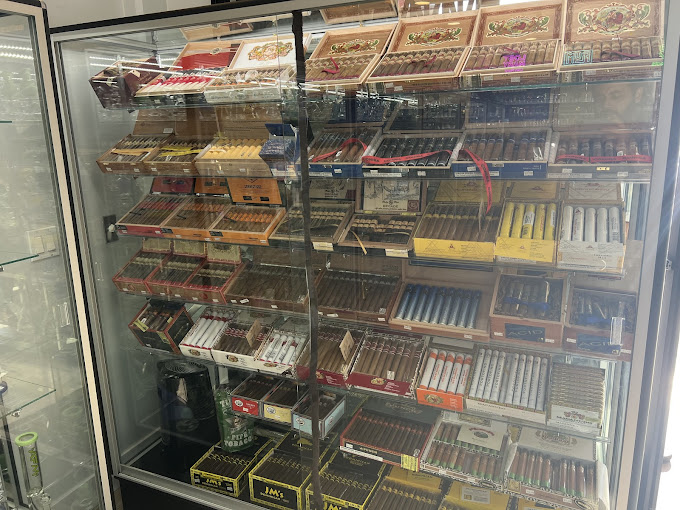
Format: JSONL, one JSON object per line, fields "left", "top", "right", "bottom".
{"left": 510, "top": 203, "right": 525, "bottom": 239}
{"left": 533, "top": 204, "right": 546, "bottom": 240}
{"left": 521, "top": 204, "right": 536, "bottom": 239}
{"left": 545, "top": 203, "right": 557, "bottom": 241}
{"left": 500, "top": 202, "right": 515, "bottom": 237}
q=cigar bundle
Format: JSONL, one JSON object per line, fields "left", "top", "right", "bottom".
{"left": 498, "top": 202, "right": 558, "bottom": 241}
{"left": 372, "top": 47, "right": 466, "bottom": 77}
{"left": 570, "top": 289, "right": 636, "bottom": 333}
{"left": 464, "top": 41, "right": 558, "bottom": 71}
{"left": 417, "top": 205, "right": 501, "bottom": 242}
{"left": 306, "top": 54, "right": 376, "bottom": 82}
{"left": 214, "top": 321, "right": 270, "bottom": 356}
{"left": 508, "top": 449, "right": 595, "bottom": 500}
{"left": 308, "top": 127, "right": 378, "bottom": 164}
{"left": 366, "top": 479, "right": 439, "bottom": 510}
{"left": 138, "top": 70, "right": 220, "bottom": 95}
{"left": 352, "top": 332, "right": 424, "bottom": 383}
{"left": 560, "top": 205, "right": 622, "bottom": 244}
{"left": 548, "top": 363, "right": 605, "bottom": 429}
{"left": 274, "top": 204, "right": 351, "bottom": 241}
{"left": 467, "top": 348, "right": 549, "bottom": 412}
{"left": 317, "top": 270, "right": 400, "bottom": 314}
{"left": 297, "top": 323, "right": 364, "bottom": 375}
{"left": 555, "top": 134, "right": 652, "bottom": 163}
{"left": 395, "top": 285, "right": 482, "bottom": 329}
{"left": 343, "top": 409, "right": 431, "bottom": 456}
{"left": 459, "top": 131, "right": 548, "bottom": 162}
{"left": 252, "top": 451, "right": 311, "bottom": 487}
{"left": 118, "top": 195, "right": 186, "bottom": 226}
{"left": 99, "top": 135, "right": 167, "bottom": 169}
{"left": 114, "top": 251, "right": 166, "bottom": 282}
{"left": 258, "top": 330, "right": 307, "bottom": 366}
{"left": 212, "top": 206, "right": 279, "bottom": 233}
{"left": 419, "top": 350, "right": 473, "bottom": 395}
{"left": 147, "top": 137, "right": 210, "bottom": 164}
{"left": 345, "top": 214, "right": 417, "bottom": 246}
{"left": 182, "top": 309, "right": 233, "bottom": 349}
{"left": 164, "top": 197, "right": 229, "bottom": 230}
{"left": 228, "top": 264, "right": 308, "bottom": 304}
{"left": 184, "top": 262, "right": 236, "bottom": 290}
{"left": 263, "top": 380, "right": 304, "bottom": 408}
{"left": 368, "top": 135, "right": 458, "bottom": 166}
{"left": 148, "top": 254, "right": 203, "bottom": 286}
{"left": 494, "top": 275, "right": 563, "bottom": 321}
{"left": 563, "top": 36, "right": 662, "bottom": 64}
{"left": 201, "top": 137, "right": 268, "bottom": 161}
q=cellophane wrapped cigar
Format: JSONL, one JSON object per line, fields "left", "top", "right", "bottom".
{"left": 562, "top": 36, "right": 663, "bottom": 64}
{"left": 494, "top": 275, "right": 562, "bottom": 321}
{"left": 372, "top": 47, "right": 466, "bottom": 77}
{"left": 210, "top": 67, "right": 291, "bottom": 88}
{"left": 368, "top": 135, "right": 458, "bottom": 167}
{"left": 459, "top": 131, "right": 548, "bottom": 162}
{"left": 555, "top": 134, "right": 652, "bottom": 164}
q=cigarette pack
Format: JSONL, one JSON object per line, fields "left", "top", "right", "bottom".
{"left": 321, "top": 0, "right": 397, "bottom": 24}
{"left": 292, "top": 390, "right": 346, "bottom": 438}
{"left": 305, "top": 450, "right": 386, "bottom": 510}
{"left": 560, "top": 0, "right": 664, "bottom": 81}
{"left": 464, "top": 345, "right": 552, "bottom": 425}
{"left": 420, "top": 412, "right": 510, "bottom": 491}
{"left": 340, "top": 398, "right": 439, "bottom": 471}
{"left": 269, "top": 201, "right": 354, "bottom": 246}
{"left": 547, "top": 362, "right": 606, "bottom": 433}
{"left": 305, "top": 24, "right": 396, "bottom": 90}
{"left": 366, "top": 12, "right": 479, "bottom": 94}
{"left": 295, "top": 322, "right": 367, "bottom": 388}
{"left": 179, "top": 307, "right": 239, "bottom": 360}
{"left": 460, "top": 1, "right": 564, "bottom": 88}
{"left": 116, "top": 194, "right": 189, "bottom": 238}
{"left": 97, "top": 134, "right": 171, "bottom": 174}
{"left": 364, "top": 466, "right": 445, "bottom": 508}
{"left": 112, "top": 250, "right": 168, "bottom": 295}
{"left": 564, "top": 286, "right": 636, "bottom": 361}
{"left": 231, "top": 374, "right": 280, "bottom": 419}
{"left": 438, "top": 480, "right": 515, "bottom": 510}
{"left": 489, "top": 272, "right": 568, "bottom": 349}
{"left": 89, "top": 58, "right": 165, "bottom": 109}
{"left": 260, "top": 380, "right": 308, "bottom": 425}
{"left": 466, "top": 89, "right": 554, "bottom": 129}
{"left": 308, "top": 125, "right": 381, "bottom": 178}
{"left": 504, "top": 426, "right": 608, "bottom": 510}
{"left": 451, "top": 128, "right": 551, "bottom": 180}
{"left": 253, "top": 318, "right": 310, "bottom": 375}
{"left": 128, "top": 300, "right": 193, "bottom": 354}
{"left": 346, "top": 329, "right": 426, "bottom": 398}
{"left": 415, "top": 343, "right": 475, "bottom": 412}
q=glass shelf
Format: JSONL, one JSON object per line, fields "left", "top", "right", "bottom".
{"left": 0, "top": 251, "right": 38, "bottom": 268}
{"left": 0, "top": 376, "right": 56, "bottom": 419}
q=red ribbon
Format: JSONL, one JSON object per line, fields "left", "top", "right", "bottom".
{"left": 423, "top": 54, "right": 437, "bottom": 66}
{"left": 322, "top": 57, "right": 340, "bottom": 74}
{"left": 555, "top": 154, "right": 591, "bottom": 163}
{"left": 312, "top": 137, "right": 367, "bottom": 163}
{"left": 362, "top": 150, "right": 451, "bottom": 165}
{"left": 459, "top": 149, "right": 493, "bottom": 214}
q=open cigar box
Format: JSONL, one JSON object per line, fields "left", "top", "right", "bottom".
{"left": 460, "top": 0, "right": 564, "bottom": 88}
{"left": 116, "top": 194, "right": 189, "bottom": 238}
{"left": 178, "top": 257, "right": 244, "bottom": 305}
{"left": 129, "top": 300, "right": 193, "bottom": 355}
{"left": 205, "top": 205, "right": 286, "bottom": 246}
{"left": 305, "top": 24, "right": 396, "bottom": 90}
{"left": 143, "top": 253, "right": 204, "bottom": 297}
{"left": 414, "top": 343, "right": 475, "bottom": 412}
{"left": 158, "top": 196, "right": 232, "bottom": 241}
{"left": 560, "top": 0, "right": 664, "bottom": 82}
{"left": 112, "top": 250, "right": 168, "bottom": 295}
{"left": 89, "top": 57, "right": 165, "bottom": 109}
{"left": 308, "top": 124, "right": 381, "bottom": 178}
{"left": 321, "top": 0, "right": 397, "bottom": 25}
{"left": 366, "top": 12, "right": 479, "bottom": 94}
{"left": 269, "top": 200, "right": 354, "bottom": 246}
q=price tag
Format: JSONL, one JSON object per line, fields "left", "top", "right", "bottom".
{"left": 617, "top": 171, "right": 629, "bottom": 177}
{"left": 378, "top": 317, "right": 386, "bottom": 322}
{"left": 511, "top": 76, "right": 521, "bottom": 83}
{"left": 524, "top": 171, "right": 534, "bottom": 177}
{"left": 163, "top": 128, "right": 173, "bottom": 134}
{"left": 340, "top": 330, "right": 355, "bottom": 362}
{"left": 246, "top": 319, "right": 262, "bottom": 349}
{"left": 385, "top": 248, "right": 408, "bottom": 258}
{"left": 313, "top": 241, "right": 334, "bottom": 252}
{"left": 545, "top": 338, "right": 555, "bottom": 343}
{"left": 562, "top": 168, "right": 573, "bottom": 174}
{"left": 566, "top": 337, "right": 577, "bottom": 343}
{"left": 394, "top": 86, "right": 403, "bottom": 92}
{"left": 404, "top": 325, "right": 412, "bottom": 330}
{"left": 240, "top": 299, "right": 249, "bottom": 304}
{"left": 271, "top": 304, "right": 278, "bottom": 309}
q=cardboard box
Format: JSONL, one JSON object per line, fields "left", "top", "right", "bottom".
{"left": 415, "top": 343, "right": 475, "bottom": 412}
{"left": 97, "top": 134, "right": 170, "bottom": 174}
{"left": 128, "top": 300, "right": 193, "bottom": 354}
{"left": 211, "top": 309, "right": 279, "bottom": 369}
{"left": 89, "top": 58, "right": 165, "bottom": 109}
{"left": 292, "top": 390, "right": 346, "bottom": 438}
{"left": 321, "top": 0, "right": 397, "bottom": 24}
{"left": 160, "top": 196, "right": 232, "bottom": 241}
{"left": 116, "top": 194, "right": 189, "bottom": 238}
{"left": 308, "top": 125, "right": 381, "bottom": 178}
{"left": 144, "top": 253, "right": 204, "bottom": 297}
{"left": 112, "top": 250, "right": 168, "bottom": 295}
{"left": 366, "top": 12, "right": 479, "bottom": 93}
{"left": 231, "top": 375, "right": 280, "bottom": 418}
{"left": 489, "top": 272, "right": 568, "bottom": 349}
{"left": 438, "top": 481, "right": 515, "bottom": 509}
{"left": 179, "top": 307, "right": 239, "bottom": 360}
{"left": 190, "top": 435, "right": 273, "bottom": 498}
{"left": 260, "top": 380, "right": 307, "bottom": 425}
{"left": 253, "top": 318, "right": 310, "bottom": 376}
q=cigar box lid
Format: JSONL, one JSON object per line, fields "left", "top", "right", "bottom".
{"left": 517, "top": 426, "right": 596, "bottom": 461}
{"left": 444, "top": 481, "right": 512, "bottom": 508}
{"left": 359, "top": 179, "right": 426, "bottom": 213}
{"left": 506, "top": 180, "right": 560, "bottom": 200}
{"left": 385, "top": 466, "right": 444, "bottom": 492}
{"left": 180, "top": 22, "right": 253, "bottom": 42}
{"left": 400, "top": 0, "right": 468, "bottom": 19}
{"left": 323, "top": 450, "right": 386, "bottom": 477}
{"left": 310, "top": 179, "right": 357, "bottom": 201}
{"left": 388, "top": 11, "right": 479, "bottom": 53}
{"left": 564, "top": 181, "right": 623, "bottom": 202}
{"left": 321, "top": 0, "right": 397, "bottom": 25}
{"left": 434, "top": 180, "right": 505, "bottom": 203}
{"left": 476, "top": 0, "right": 564, "bottom": 46}
{"left": 310, "top": 24, "right": 397, "bottom": 59}
{"left": 174, "top": 40, "right": 242, "bottom": 71}
{"left": 230, "top": 34, "right": 307, "bottom": 71}
{"left": 360, "top": 395, "right": 439, "bottom": 425}
{"left": 563, "top": 0, "right": 664, "bottom": 44}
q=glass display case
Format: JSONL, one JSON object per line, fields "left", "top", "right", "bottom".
{"left": 50, "top": 0, "right": 679, "bottom": 509}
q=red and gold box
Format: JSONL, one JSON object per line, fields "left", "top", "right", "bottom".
{"left": 144, "top": 253, "right": 204, "bottom": 297}
{"left": 116, "top": 194, "right": 188, "bottom": 238}
{"left": 180, "top": 259, "right": 245, "bottom": 305}
{"left": 112, "top": 250, "right": 168, "bottom": 295}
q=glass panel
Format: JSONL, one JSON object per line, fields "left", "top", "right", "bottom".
{"left": 0, "top": 11, "right": 103, "bottom": 510}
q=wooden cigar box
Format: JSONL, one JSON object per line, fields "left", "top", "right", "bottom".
{"left": 116, "top": 194, "right": 190, "bottom": 238}
{"left": 89, "top": 58, "right": 165, "bottom": 109}
{"left": 308, "top": 124, "right": 381, "bottom": 178}
{"left": 97, "top": 134, "right": 170, "bottom": 175}
{"left": 460, "top": 0, "right": 564, "bottom": 88}
{"left": 306, "top": 24, "right": 396, "bottom": 90}
{"left": 269, "top": 201, "right": 354, "bottom": 246}
{"left": 143, "top": 135, "right": 214, "bottom": 176}
{"left": 112, "top": 250, "right": 168, "bottom": 295}
{"left": 128, "top": 300, "right": 193, "bottom": 355}
{"left": 144, "top": 253, "right": 204, "bottom": 297}
{"left": 321, "top": 0, "right": 397, "bottom": 25}
{"left": 205, "top": 205, "right": 285, "bottom": 246}
{"left": 366, "top": 12, "right": 479, "bottom": 94}
{"left": 489, "top": 271, "right": 568, "bottom": 349}
{"left": 560, "top": 0, "right": 664, "bottom": 82}
{"left": 159, "top": 196, "right": 232, "bottom": 241}
{"left": 179, "top": 258, "right": 245, "bottom": 305}
{"left": 180, "top": 22, "right": 252, "bottom": 42}
{"left": 195, "top": 133, "right": 272, "bottom": 177}
{"left": 399, "top": 0, "right": 474, "bottom": 19}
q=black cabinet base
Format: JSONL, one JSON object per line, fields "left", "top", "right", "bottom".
{"left": 118, "top": 477, "right": 211, "bottom": 510}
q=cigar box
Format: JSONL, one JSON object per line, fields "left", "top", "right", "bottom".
{"left": 206, "top": 205, "right": 286, "bottom": 246}
{"left": 460, "top": 1, "right": 564, "bottom": 88}
{"left": 366, "top": 12, "right": 479, "bottom": 94}
{"left": 340, "top": 398, "right": 438, "bottom": 470}
{"left": 329, "top": 96, "right": 399, "bottom": 127}
{"left": 315, "top": 255, "right": 403, "bottom": 323}
{"left": 564, "top": 287, "right": 636, "bottom": 361}
{"left": 415, "top": 343, "right": 475, "bottom": 412}
{"left": 413, "top": 180, "right": 504, "bottom": 262}
{"left": 451, "top": 128, "right": 552, "bottom": 179}
{"left": 96, "top": 134, "right": 170, "bottom": 174}
{"left": 269, "top": 201, "right": 354, "bottom": 246}
{"left": 292, "top": 391, "right": 346, "bottom": 438}
{"left": 420, "top": 411, "right": 510, "bottom": 491}
{"left": 556, "top": 201, "right": 626, "bottom": 274}
{"left": 116, "top": 194, "right": 189, "bottom": 238}
{"left": 295, "top": 321, "right": 367, "bottom": 388}
{"left": 438, "top": 480, "right": 515, "bottom": 510}
{"left": 112, "top": 250, "right": 168, "bottom": 295}
{"left": 143, "top": 135, "right": 214, "bottom": 175}
{"left": 359, "top": 466, "right": 444, "bottom": 506}
{"left": 135, "top": 41, "right": 240, "bottom": 106}
{"left": 89, "top": 58, "right": 165, "bottom": 109}
{"left": 179, "top": 307, "right": 240, "bottom": 360}
{"left": 546, "top": 362, "right": 606, "bottom": 433}
{"left": 559, "top": 0, "right": 664, "bottom": 81}
{"left": 226, "top": 178, "right": 282, "bottom": 205}
{"left": 391, "top": 265, "right": 494, "bottom": 342}
{"left": 305, "top": 25, "right": 396, "bottom": 90}
{"left": 548, "top": 130, "right": 654, "bottom": 179}
{"left": 159, "top": 196, "right": 232, "bottom": 241}
{"left": 251, "top": 318, "right": 310, "bottom": 376}
{"left": 260, "top": 380, "right": 308, "bottom": 425}
{"left": 249, "top": 433, "right": 335, "bottom": 510}
{"left": 308, "top": 125, "right": 381, "bottom": 178}
{"left": 466, "top": 89, "right": 554, "bottom": 129}
{"left": 231, "top": 375, "right": 280, "bottom": 418}
{"left": 150, "top": 176, "right": 195, "bottom": 194}
{"left": 489, "top": 272, "right": 568, "bottom": 348}
{"left": 385, "top": 96, "right": 465, "bottom": 132}
{"left": 206, "top": 243, "right": 241, "bottom": 263}
{"left": 180, "top": 22, "right": 252, "bottom": 42}
{"left": 128, "top": 300, "right": 193, "bottom": 354}
{"left": 144, "top": 253, "right": 204, "bottom": 297}
{"left": 321, "top": 0, "right": 397, "bottom": 25}
{"left": 399, "top": 0, "right": 472, "bottom": 18}
{"left": 210, "top": 309, "right": 279, "bottom": 369}
{"left": 190, "top": 435, "right": 273, "bottom": 498}
{"left": 259, "top": 123, "right": 300, "bottom": 178}
{"left": 179, "top": 258, "right": 245, "bottom": 305}
{"left": 345, "top": 329, "right": 426, "bottom": 397}
{"left": 171, "top": 239, "right": 206, "bottom": 257}
{"left": 141, "top": 237, "right": 173, "bottom": 254}
{"left": 464, "top": 345, "right": 552, "bottom": 425}
{"left": 195, "top": 134, "right": 272, "bottom": 177}
{"left": 504, "top": 427, "right": 606, "bottom": 510}
{"left": 305, "top": 450, "right": 385, "bottom": 510}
